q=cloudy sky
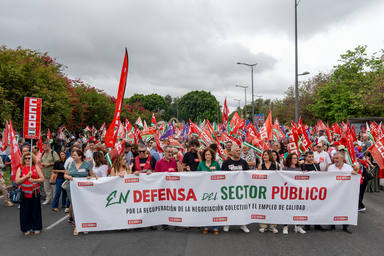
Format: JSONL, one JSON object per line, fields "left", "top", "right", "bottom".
{"left": 1, "top": 0, "right": 384, "bottom": 112}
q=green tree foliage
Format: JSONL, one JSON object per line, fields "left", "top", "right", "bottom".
{"left": 127, "top": 93, "right": 169, "bottom": 119}
{"left": 310, "top": 45, "right": 384, "bottom": 122}
{"left": 178, "top": 91, "right": 220, "bottom": 122}
{"left": 0, "top": 46, "right": 71, "bottom": 131}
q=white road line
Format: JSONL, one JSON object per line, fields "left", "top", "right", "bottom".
{"left": 45, "top": 215, "right": 69, "bottom": 230}
{"left": 0, "top": 195, "right": 4, "bottom": 199}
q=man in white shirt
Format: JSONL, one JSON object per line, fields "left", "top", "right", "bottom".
{"left": 327, "top": 152, "right": 358, "bottom": 234}
{"left": 314, "top": 142, "right": 331, "bottom": 172}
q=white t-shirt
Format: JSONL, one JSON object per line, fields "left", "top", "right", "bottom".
{"left": 314, "top": 151, "right": 332, "bottom": 172}
{"left": 64, "top": 157, "right": 73, "bottom": 170}
{"left": 327, "top": 163, "right": 353, "bottom": 173}
{"left": 93, "top": 164, "right": 109, "bottom": 177}
{"left": 85, "top": 149, "right": 94, "bottom": 160}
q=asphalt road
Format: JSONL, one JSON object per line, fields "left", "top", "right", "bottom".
{"left": 0, "top": 191, "right": 383, "bottom": 256}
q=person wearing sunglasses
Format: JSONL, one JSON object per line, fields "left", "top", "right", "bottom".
{"left": 15, "top": 152, "right": 44, "bottom": 236}
{"left": 133, "top": 144, "right": 157, "bottom": 175}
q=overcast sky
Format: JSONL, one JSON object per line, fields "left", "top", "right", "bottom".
{"left": 1, "top": 0, "right": 384, "bottom": 112}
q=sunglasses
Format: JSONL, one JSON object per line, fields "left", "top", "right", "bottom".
{"left": 24, "top": 157, "right": 31, "bottom": 160}
{"left": 138, "top": 150, "right": 146, "bottom": 153}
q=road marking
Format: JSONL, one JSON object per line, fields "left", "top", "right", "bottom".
{"left": 45, "top": 215, "right": 69, "bottom": 230}
{"left": 0, "top": 195, "right": 4, "bottom": 199}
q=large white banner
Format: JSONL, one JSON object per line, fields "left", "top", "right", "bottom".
{"left": 71, "top": 171, "right": 360, "bottom": 232}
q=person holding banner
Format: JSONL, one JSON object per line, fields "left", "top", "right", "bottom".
{"left": 133, "top": 144, "right": 157, "bottom": 175}
{"left": 182, "top": 139, "right": 201, "bottom": 171}
{"left": 282, "top": 153, "right": 306, "bottom": 235}
{"left": 154, "top": 146, "right": 182, "bottom": 172}
{"left": 221, "top": 145, "right": 250, "bottom": 233}
{"left": 92, "top": 151, "right": 109, "bottom": 178}
{"left": 197, "top": 148, "right": 220, "bottom": 235}
{"left": 110, "top": 154, "right": 131, "bottom": 177}
{"left": 64, "top": 149, "right": 94, "bottom": 236}
{"left": 258, "top": 150, "right": 279, "bottom": 234}
{"left": 327, "top": 152, "right": 358, "bottom": 234}
{"left": 15, "top": 152, "right": 44, "bottom": 235}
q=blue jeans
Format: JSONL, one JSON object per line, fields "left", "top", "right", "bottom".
{"left": 52, "top": 178, "right": 68, "bottom": 209}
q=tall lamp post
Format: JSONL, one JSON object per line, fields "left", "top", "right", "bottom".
{"left": 235, "top": 84, "right": 248, "bottom": 118}
{"left": 295, "top": 71, "right": 310, "bottom": 121}
{"left": 237, "top": 62, "right": 257, "bottom": 121}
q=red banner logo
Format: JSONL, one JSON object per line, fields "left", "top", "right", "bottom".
{"left": 125, "top": 178, "right": 140, "bottom": 183}
{"left": 166, "top": 176, "right": 180, "bottom": 181}
{"left": 213, "top": 217, "right": 227, "bottom": 222}
{"left": 211, "top": 175, "right": 226, "bottom": 180}
{"left": 333, "top": 216, "right": 348, "bottom": 221}
{"left": 168, "top": 217, "right": 182, "bottom": 222}
{"left": 293, "top": 216, "right": 308, "bottom": 221}
{"left": 77, "top": 182, "right": 94, "bottom": 187}
{"left": 128, "top": 220, "right": 143, "bottom": 225}
{"left": 23, "top": 97, "right": 42, "bottom": 139}
{"left": 252, "top": 174, "right": 268, "bottom": 179}
{"left": 336, "top": 176, "right": 351, "bottom": 181}
{"left": 82, "top": 223, "right": 97, "bottom": 228}
{"left": 295, "top": 175, "right": 310, "bottom": 180}
{"left": 251, "top": 214, "right": 266, "bottom": 220}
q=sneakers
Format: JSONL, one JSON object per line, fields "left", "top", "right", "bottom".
{"left": 283, "top": 226, "right": 288, "bottom": 235}
{"left": 42, "top": 199, "right": 50, "bottom": 205}
{"left": 223, "top": 226, "right": 229, "bottom": 232}
{"left": 294, "top": 226, "right": 306, "bottom": 234}
{"left": 259, "top": 227, "right": 266, "bottom": 233}
{"left": 64, "top": 208, "right": 70, "bottom": 213}
{"left": 358, "top": 207, "right": 366, "bottom": 212}
{"left": 269, "top": 226, "right": 278, "bottom": 234}
{"left": 240, "top": 225, "right": 250, "bottom": 233}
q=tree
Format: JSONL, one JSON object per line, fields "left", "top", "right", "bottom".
{"left": 126, "top": 93, "right": 169, "bottom": 119}
{"left": 310, "top": 45, "right": 384, "bottom": 122}
{"left": 178, "top": 91, "right": 220, "bottom": 122}
{"left": 0, "top": 46, "right": 72, "bottom": 131}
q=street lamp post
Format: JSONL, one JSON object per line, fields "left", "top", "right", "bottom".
{"left": 233, "top": 99, "right": 241, "bottom": 110}
{"left": 237, "top": 62, "right": 257, "bottom": 122}
{"left": 235, "top": 84, "right": 248, "bottom": 118}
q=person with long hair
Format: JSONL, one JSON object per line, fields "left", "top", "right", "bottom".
{"left": 52, "top": 151, "right": 68, "bottom": 212}
{"left": 110, "top": 154, "right": 131, "bottom": 177}
{"left": 15, "top": 152, "right": 44, "bottom": 235}
{"left": 282, "top": 153, "right": 306, "bottom": 235}
{"left": 92, "top": 151, "right": 109, "bottom": 177}
{"left": 64, "top": 149, "right": 94, "bottom": 235}
{"left": 197, "top": 148, "right": 221, "bottom": 235}
{"left": 257, "top": 150, "right": 278, "bottom": 234}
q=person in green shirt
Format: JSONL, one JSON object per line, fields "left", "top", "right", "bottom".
{"left": 197, "top": 148, "right": 221, "bottom": 172}
{"left": 197, "top": 148, "right": 220, "bottom": 235}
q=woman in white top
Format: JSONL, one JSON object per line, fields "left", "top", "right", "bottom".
{"left": 92, "top": 151, "right": 109, "bottom": 177}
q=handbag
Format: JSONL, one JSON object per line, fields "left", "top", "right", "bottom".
{"left": 50, "top": 172, "right": 57, "bottom": 184}
{"left": 9, "top": 171, "right": 23, "bottom": 203}
{"left": 61, "top": 180, "right": 68, "bottom": 190}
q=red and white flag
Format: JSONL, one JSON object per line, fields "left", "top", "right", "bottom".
{"left": 104, "top": 49, "right": 129, "bottom": 148}
{"left": 9, "top": 120, "right": 22, "bottom": 182}
{"left": 1, "top": 121, "right": 9, "bottom": 151}
{"left": 151, "top": 113, "right": 157, "bottom": 126}
{"left": 369, "top": 137, "right": 384, "bottom": 169}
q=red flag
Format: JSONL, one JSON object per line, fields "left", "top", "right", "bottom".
{"left": 369, "top": 138, "right": 384, "bottom": 169}
{"left": 105, "top": 49, "right": 129, "bottom": 148}
{"left": 326, "top": 122, "right": 333, "bottom": 143}
{"left": 9, "top": 120, "right": 22, "bottom": 182}
{"left": 37, "top": 135, "right": 43, "bottom": 153}
{"left": 154, "top": 134, "right": 164, "bottom": 153}
{"left": 151, "top": 113, "right": 157, "bottom": 126}
{"left": 259, "top": 110, "right": 273, "bottom": 141}
{"left": 1, "top": 121, "right": 9, "bottom": 151}
{"left": 222, "top": 98, "right": 229, "bottom": 124}
{"left": 213, "top": 132, "right": 226, "bottom": 160}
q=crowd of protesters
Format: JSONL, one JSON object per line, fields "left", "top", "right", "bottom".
{"left": 0, "top": 126, "right": 382, "bottom": 236}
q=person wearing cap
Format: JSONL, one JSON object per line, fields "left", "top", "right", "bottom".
{"left": 313, "top": 142, "right": 331, "bottom": 172}
{"left": 40, "top": 142, "right": 59, "bottom": 205}
{"left": 327, "top": 152, "right": 359, "bottom": 234}
{"left": 124, "top": 142, "right": 133, "bottom": 166}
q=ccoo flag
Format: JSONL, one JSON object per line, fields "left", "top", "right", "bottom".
{"left": 105, "top": 49, "right": 129, "bottom": 148}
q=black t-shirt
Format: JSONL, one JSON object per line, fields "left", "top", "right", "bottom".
{"left": 53, "top": 160, "right": 65, "bottom": 179}
{"left": 300, "top": 163, "right": 320, "bottom": 172}
{"left": 133, "top": 156, "right": 157, "bottom": 171}
{"left": 182, "top": 151, "right": 200, "bottom": 171}
{"left": 221, "top": 158, "right": 249, "bottom": 171}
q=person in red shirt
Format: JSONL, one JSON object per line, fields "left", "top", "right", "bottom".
{"left": 154, "top": 146, "right": 182, "bottom": 172}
